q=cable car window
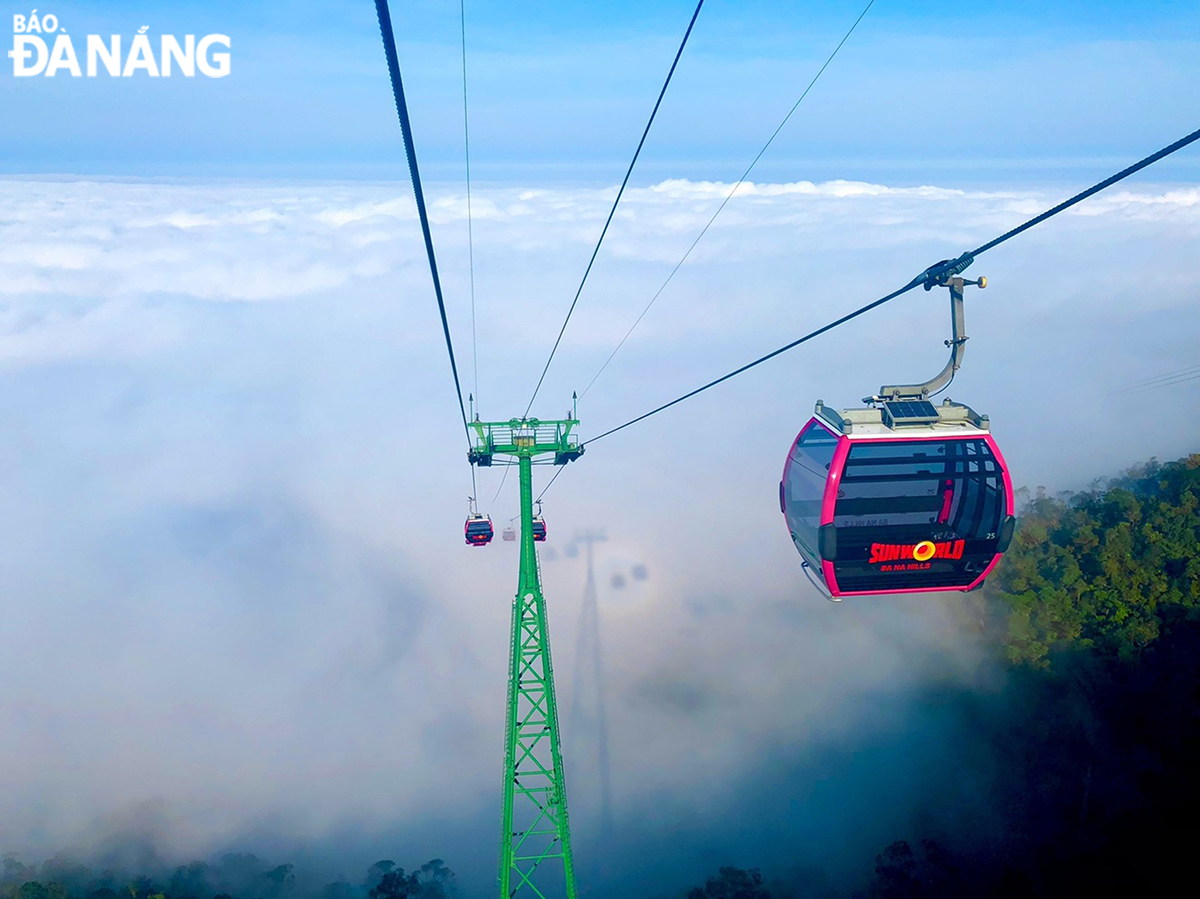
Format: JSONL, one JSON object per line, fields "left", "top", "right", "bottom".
{"left": 783, "top": 421, "right": 838, "bottom": 555}
{"left": 823, "top": 438, "right": 1009, "bottom": 592}
{"left": 835, "top": 439, "right": 1005, "bottom": 540}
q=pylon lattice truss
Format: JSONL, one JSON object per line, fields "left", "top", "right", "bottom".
{"left": 469, "top": 415, "right": 583, "bottom": 899}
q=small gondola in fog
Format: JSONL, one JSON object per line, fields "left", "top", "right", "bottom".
{"left": 532, "top": 500, "right": 548, "bottom": 542}
{"left": 464, "top": 496, "right": 494, "bottom": 547}
{"left": 780, "top": 272, "right": 1015, "bottom": 599}
{"left": 465, "top": 513, "right": 494, "bottom": 546}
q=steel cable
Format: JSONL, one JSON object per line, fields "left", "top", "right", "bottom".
{"left": 1111, "top": 364, "right": 1200, "bottom": 395}
{"left": 582, "top": 125, "right": 1200, "bottom": 448}
{"left": 523, "top": 0, "right": 706, "bottom": 418}
{"left": 460, "top": 0, "right": 480, "bottom": 410}
{"left": 375, "top": 0, "right": 472, "bottom": 445}
{"left": 581, "top": 0, "right": 878, "bottom": 398}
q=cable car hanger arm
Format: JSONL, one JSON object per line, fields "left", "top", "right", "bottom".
{"left": 871, "top": 273, "right": 986, "bottom": 403}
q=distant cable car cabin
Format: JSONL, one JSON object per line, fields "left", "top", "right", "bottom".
{"left": 465, "top": 513, "right": 494, "bottom": 547}
{"left": 780, "top": 273, "right": 1015, "bottom": 599}
{"left": 531, "top": 500, "right": 548, "bottom": 542}
{"left": 502, "top": 525, "right": 517, "bottom": 542}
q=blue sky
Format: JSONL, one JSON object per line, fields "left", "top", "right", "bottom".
{"left": 2, "top": 0, "right": 1198, "bottom": 183}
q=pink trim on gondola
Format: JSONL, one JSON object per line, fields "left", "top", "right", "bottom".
{"left": 818, "top": 433, "right": 850, "bottom": 526}
{"left": 984, "top": 432, "right": 1016, "bottom": 513}
{"left": 819, "top": 433, "right": 851, "bottom": 593}
{"left": 815, "top": 428, "right": 1012, "bottom": 598}
{"left": 827, "top": 577, "right": 998, "bottom": 597}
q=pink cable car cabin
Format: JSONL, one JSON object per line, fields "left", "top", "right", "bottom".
{"left": 780, "top": 272, "right": 1015, "bottom": 599}
{"left": 781, "top": 399, "right": 1015, "bottom": 598}
{"left": 465, "top": 513, "right": 494, "bottom": 546}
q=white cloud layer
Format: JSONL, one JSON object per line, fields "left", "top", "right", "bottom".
{"left": 0, "top": 174, "right": 1197, "bottom": 892}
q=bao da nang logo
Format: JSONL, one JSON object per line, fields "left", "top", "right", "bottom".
{"left": 9, "top": 10, "right": 230, "bottom": 77}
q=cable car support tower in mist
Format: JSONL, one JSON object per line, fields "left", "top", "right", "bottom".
{"left": 469, "top": 413, "right": 584, "bottom": 898}
{"left": 566, "top": 529, "right": 614, "bottom": 837}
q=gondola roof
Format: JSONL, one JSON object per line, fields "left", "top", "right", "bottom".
{"left": 812, "top": 398, "right": 990, "bottom": 439}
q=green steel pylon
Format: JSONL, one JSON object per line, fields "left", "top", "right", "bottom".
{"left": 469, "top": 412, "right": 584, "bottom": 899}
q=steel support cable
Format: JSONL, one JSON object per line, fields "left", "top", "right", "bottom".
{"left": 375, "top": 0, "right": 472, "bottom": 446}
{"left": 1113, "top": 363, "right": 1200, "bottom": 392}
{"left": 523, "top": 0, "right": 706, "bottom": 419}
{"left": 460, "top": 0, "right": 480, "bottom": 409}
{"left": 459, "top": 0, "right": 481, "bottom": 504}
{"left": 578, "top": 125, "right": 1200, "bottom": 448}
{"left": 581, "top": 0, "right": 877, "bottom": 399}
{"left": 1117, "top": 372, "right": 1200, "bottom": 394}
{"left": 375, "top": 0, "right": 478, "bottom": 500}
{"left": 491, "top": 462, "right": 511, "bottom": 503}
{"left": 971, "top": 130, "right": 1200, "bottom": 257}
{"left": 1111, "top": 364, "right": 1200, "bottom": 395}
{"left": 536, "top": 465, "right": 565, "bottom": 504}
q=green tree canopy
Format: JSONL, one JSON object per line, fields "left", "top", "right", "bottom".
{"left": 989, "top": 454, "right": 1200, "bottom": 666}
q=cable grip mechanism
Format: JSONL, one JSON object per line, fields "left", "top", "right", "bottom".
{"left": 919, "top": 251, "right": 976, "bottom": 290}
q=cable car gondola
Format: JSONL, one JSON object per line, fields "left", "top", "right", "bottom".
{"left": 502, "top": 525, "right": 517, "bottom": 542}
{"left": 531, "top": 500, "right": 548, "bottom": 542}
{"left": 780, "top": 273, "right": 1015, "bottom": 599}
{"left": 465, "top": 513, "right": 494, "bottom": 546}
{"left": 465, "top": 496, "right": 494, "bottom": 546}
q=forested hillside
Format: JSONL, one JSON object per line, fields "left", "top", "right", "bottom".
{"left": 0, "top": 857, "right": 453, "bottom": 899}
{"left": 680, "top": 453, "right": 1200, "bottom": 898}
{"left": 995, "top": 454, "right": 1200, "bottom": 667}
{"left": 854, "top": 452, "right": 1200, "bottom": 897}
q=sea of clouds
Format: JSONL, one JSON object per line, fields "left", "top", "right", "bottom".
{"left": 0, "top": 175, "right": 1197, "bottom": 894}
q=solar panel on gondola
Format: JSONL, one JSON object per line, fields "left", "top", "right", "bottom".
{"left": 881, "top": 399, "right": 939, "bottom": 426}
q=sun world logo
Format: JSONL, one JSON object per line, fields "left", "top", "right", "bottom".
{"left": 868, "top": 539, "right": 965, "bottom": 565}
{"left": 9, "top": 11, "right": 230, "bottom": 78}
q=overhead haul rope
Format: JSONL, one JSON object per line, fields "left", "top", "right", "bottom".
{"left": 375, "top": 0, "right": 477, "bottom": 494}
{"left": 536, "top": 465, "right": 566, "bottom": 504}
{"left": 491, "top": 462, "right": 511, "bottom": 503}
{"left": 578, "top": 125, "right": 1200, "bottom": 448}
{"left": 460, "top": 0, "right": 480, "bottom": 410}
{"left": 1112, "top": 364, "right": 1200, "bottom": 395}
{"left": 581, "top": 0, "right": 878, "bottom": 399}
{"left": 523, "top": 0, "right": 707, "bottom": 419}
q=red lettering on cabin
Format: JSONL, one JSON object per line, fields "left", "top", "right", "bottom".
{"left": 870, "top": 539, "right": 966, "bottom": 565}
